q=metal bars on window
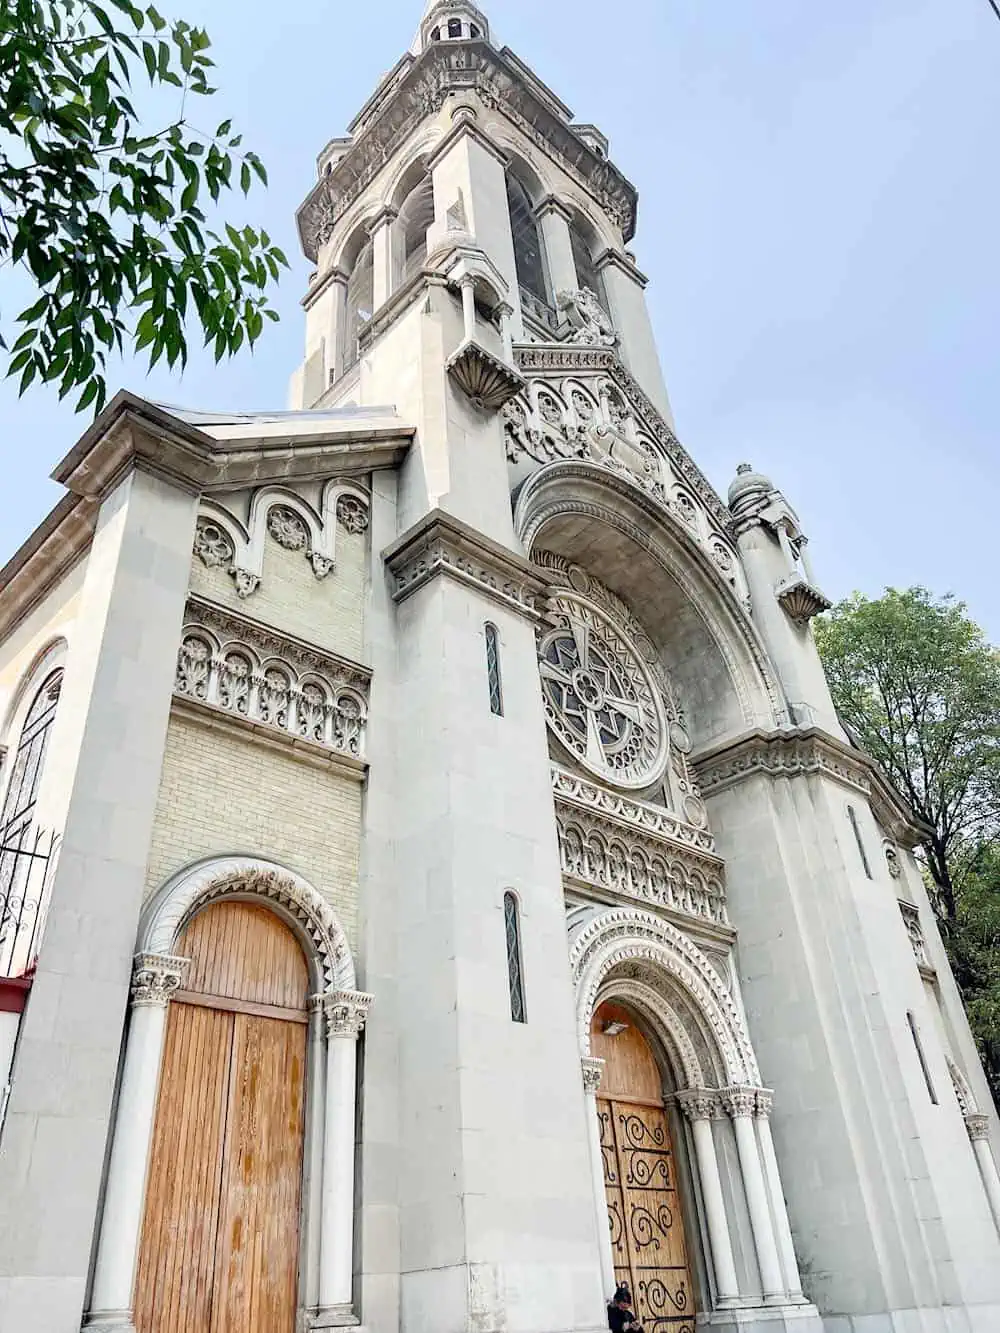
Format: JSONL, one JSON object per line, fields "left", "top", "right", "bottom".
{"left": 485, "top": 623, "right": 503, "bottom": 717}
{"left": 504, "top": 892, "right": 526, "bottom": 1024}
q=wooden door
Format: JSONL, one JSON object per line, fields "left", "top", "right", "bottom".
{"left": 592, "top": 1002, "right": 696, "bottom": 1333}
{"left": 134, "top": 902, "right": 309, "bottom": 1333}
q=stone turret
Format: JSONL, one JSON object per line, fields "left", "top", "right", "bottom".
{"left": 414, "top": 0, "right": 491, "bottom": 52}
{"left": 728, "top": 462, "right": 841, "bottom": 734}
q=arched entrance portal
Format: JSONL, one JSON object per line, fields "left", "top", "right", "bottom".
{"left": 133, "top": 900, "right": 308, "bottom": 1333}
{"left": 592, "top": 1001, "right": 696, "bottom": 1333}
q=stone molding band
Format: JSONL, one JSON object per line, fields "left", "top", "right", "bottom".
{"left": 694, "top": 727, "right": 929, "bottom": 848}
{"left": 384, "top": 507, "right": 557, "bottom": 621}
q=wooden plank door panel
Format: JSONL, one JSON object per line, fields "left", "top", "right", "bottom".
{"left": 211, "top": 1011, "right": 307, "bottom": 1333}
{"left": 134, "top": 1002, "right": 234, "bottom": 1333}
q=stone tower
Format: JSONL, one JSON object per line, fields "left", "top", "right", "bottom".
{"left": 0, "top": 5, "right": 997, "bottom": 1333}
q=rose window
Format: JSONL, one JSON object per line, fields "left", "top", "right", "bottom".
{"left": 539, "top": 592, "right": 667, "bottom": 788}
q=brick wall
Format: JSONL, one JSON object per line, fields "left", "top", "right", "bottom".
{"left": 189, "top": 523, "right": 368, "bottom": 663}
{"left": 144, "top": 711, "right": 363, "bottom": 945}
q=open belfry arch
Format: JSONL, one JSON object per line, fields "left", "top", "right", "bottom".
{"left": 1, "top": 4, "right": 1000, "bottom": 1333}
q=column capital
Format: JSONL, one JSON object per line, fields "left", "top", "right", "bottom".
{"left": 313, "top": 989, "right": 373, "bottom": 1040}
{"left": 130, "top": 953, "right": 190, "bottom": 1008}
{"left": 535, "top": 194, "right": 574, "bottom": 224}
{"left": 367, "top": 205, "right": 399, "bottom": 235}
{"left": 966, "top": 1113, "right": 992, "bottom": 1142}
{"left": 755, "top": 1088, "right": 774, "bottom": 1119}
{"left": 581, "top": 1056, "right": 605, "bottom": 1095}
{"left": 721, "top": 1085, "right": 758, "bottom": 1119}
{"left": 677, "top": 1088, "right": 723, "bottom": 1123}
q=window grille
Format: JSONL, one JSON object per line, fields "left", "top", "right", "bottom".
{"left": 504, "top": 892, "right": 526, "bottom": 1023}
{"left": 847, "top": 804, "right": 873, "bottom": 880}
{"left": 0, "top": 671, "right": 63, "bottom": 978}
{"left": 506, "top": 174, "right": 549, "bottom": 306}
{"left": 485, "top": 623, "right": 503, "bottom": 716}
{"left": 343, "top": 241, "right": 374, "bottom": 372}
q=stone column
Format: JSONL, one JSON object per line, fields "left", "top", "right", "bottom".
{"left": 497, "top": 302, "right": 514, "bottom": 364}
{"left": 582, "top": 1057, "right": 615, "bottom": 1298}
{"left": 967, "top": 1115, "right": 1000, "bottom": 1235}
{"left": 754, "top": 1091, "right": 804, "bottom": 1300}
{"left": 85, "top": 954, "right": 190, "bottom": 1330}
{"left": 369, "top": 207, "right": 399, "bottom": 312}
{"left": 723, "top": 1088, "right": 785, "bottom": 1302}
{"left": 677, "top": 1091, "right": 739, "bottom": 1306}
{"left": 329, "top": 268, "right": 350, "bottom": 386}
{"left": 460, "top": 275, "right": 477, "bottom": 344}
{"left": 313, "top": 989, "right": 373, "bottom": 1326}
{"left": 535, "top": 196, "right": 577, "bottom": 297}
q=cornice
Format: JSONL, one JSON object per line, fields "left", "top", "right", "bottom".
{"left": 51, "top": 391, "right": 415, "bottom": 500}
{"left": 302, "top": 264, "right": 349, "bottom": 312}
{"left": 595, "top": 248, "right": 649, "bottom": 289}
{"left": 384, "top": 508, "right": 557, "bottom": 621}
{"left": 0, "top": 493, "right": 97, "bottom": 642}
{"left": 693, "top": 726, "right": 930, "bottom": 846}
{"left": 425, "top": 114, "right": 510, "bottom": 172}
{"left": 296, "top": 42, "right": 638, "bottom": 262}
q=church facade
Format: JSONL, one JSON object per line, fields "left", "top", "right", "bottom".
{"left": 0, "top": 5, "right": 999, "bottom": 1332}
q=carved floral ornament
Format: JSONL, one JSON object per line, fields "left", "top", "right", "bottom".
{"left": 504, "top": 346, "right": 744, "bottom": 597}
{"left": 192, "top": 486, "right": 370, "bottom": 600}
{"left": 131, "top": 953, "right": 191, "bottom": 1007}
{"left": 174, "top": 598, "right": 371, "bottom": 763}
{"left": 312, "top": 988, "right": 374, "bottom": 1040}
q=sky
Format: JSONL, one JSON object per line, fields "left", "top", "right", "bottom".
{"left": 2, "top": 0, "right": 998, "bottom": 637}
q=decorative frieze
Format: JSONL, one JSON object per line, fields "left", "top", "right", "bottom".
{"left": 552, "top": 768, "right": 716, "bottom": 855}
{"left": 554, "top": 785, "right": 727, "bottom": 926}
{"left": 504, "top": 347, "right": 744, "bottom": 602}
{"left": 336, "top": 494, "right": 370, "bottom": 535}
{"left": 695, "top": 728, "right": 872, "bottom": 799}
{"left": 314, "top": 989, "right": 374, "bottom": 1040}
{"left": 174, "top": 597, "right": 371, "bottom": 762}
{"left": 384, "top": 508, "right": 556, "bottom": 621}
{"left": 131, "top": 953, "right": 190, "bottom": 1008}
{"left": 296, "top": 43, "right": 637, "bottom": 262}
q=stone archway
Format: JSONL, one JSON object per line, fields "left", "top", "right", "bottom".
{"left": 85, "top": 857, "right": 371, "bottom": 1333}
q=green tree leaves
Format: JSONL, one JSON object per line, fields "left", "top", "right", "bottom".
{"left": 0, "top": 0, "right": 287, "bottom": 412}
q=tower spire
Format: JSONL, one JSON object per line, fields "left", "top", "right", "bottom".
{"left": 413, "top": 0, "right": 491, "bottom": 54}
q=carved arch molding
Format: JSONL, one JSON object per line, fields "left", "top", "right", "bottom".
{"left": 569, "top": 906, "right": 760, "bottom": 1090}
{"left": 141, "top": 855, "right": 356, "bottom": 993}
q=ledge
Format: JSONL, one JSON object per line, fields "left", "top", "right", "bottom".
{"left": 171, "top": 696, "right": 368, "bottom": 783}
{"left": 693, "top": 726, "right": 931, "bottom": 847}
{"left": 384, "top": 508, "right": 556, "bottom": 621}
{"left": 0, "top": 492, "right": 97, "bottom": 642}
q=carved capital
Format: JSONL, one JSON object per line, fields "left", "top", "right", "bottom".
{"left": 721, "top": 1086, "right": 758, "bottom": 1119}
{"left": 966, "top": 1113, "right": 992, "bottom": 1143}
{"left": 755, "top": 1088, "right": 774, "bottom": 1119}
{"left": 581, "top": 1056, "right": 605, "bottom": 1095}
{"left": 314, "top": 988, "right": 373, "bottom": 1040}
{"left": 677, "top": 1088, "right": 723, "bottom": 1123}
{"left": 131, "top": 953, "right": 190, "bottom": 1008}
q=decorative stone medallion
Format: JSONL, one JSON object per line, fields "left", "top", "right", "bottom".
{"left": 539, "top": 589, "right": 667, "bottom": 789}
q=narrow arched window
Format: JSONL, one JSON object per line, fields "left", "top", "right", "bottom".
{"left": 0, "top": 670, "right": 63, "bottom": 974}
{"left": 485, "top": 623, "right": 503, "bottom": 716}
{"left": 398, "top": 175, "right": 435, "bottom": 285}
{"left": 0, "top": 672, "right": 62, "bottom": 848}
{"left": 448, "top": 18, "right": 462, "bottom": 37}
{"left": 343, "top": 240, "right": 374, "bottom": 371}
{"left": 506, "top": 173, "right": 548, "bottom": 306}
{"left": 569, "top": 221, "right": 608, "bottom": 311}
{"left": 504, "top": 892, "right": 526, "bottom": 1023}
{"left": 431, "top": 25, "right": 441, "bottom": 40}
{"left": 470, "top": 23, "right": 481, "bottom": 37}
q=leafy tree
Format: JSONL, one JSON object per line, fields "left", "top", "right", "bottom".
{"left": 815, "top": 589, "right": 1000, "bottom": 1098}
{"left": 0, "top": 0, "right": 288, "bottom": 413}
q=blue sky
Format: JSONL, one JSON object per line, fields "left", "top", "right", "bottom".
{"left": 2, "top": 0, "right": 998, "bottom": 638}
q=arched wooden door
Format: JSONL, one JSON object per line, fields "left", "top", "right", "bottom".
{"left": 134, "top": 901, "right": 308, "bottom": 1333}
{"left": 592, "top": 1001, "right": 696, "bottom": 1333}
